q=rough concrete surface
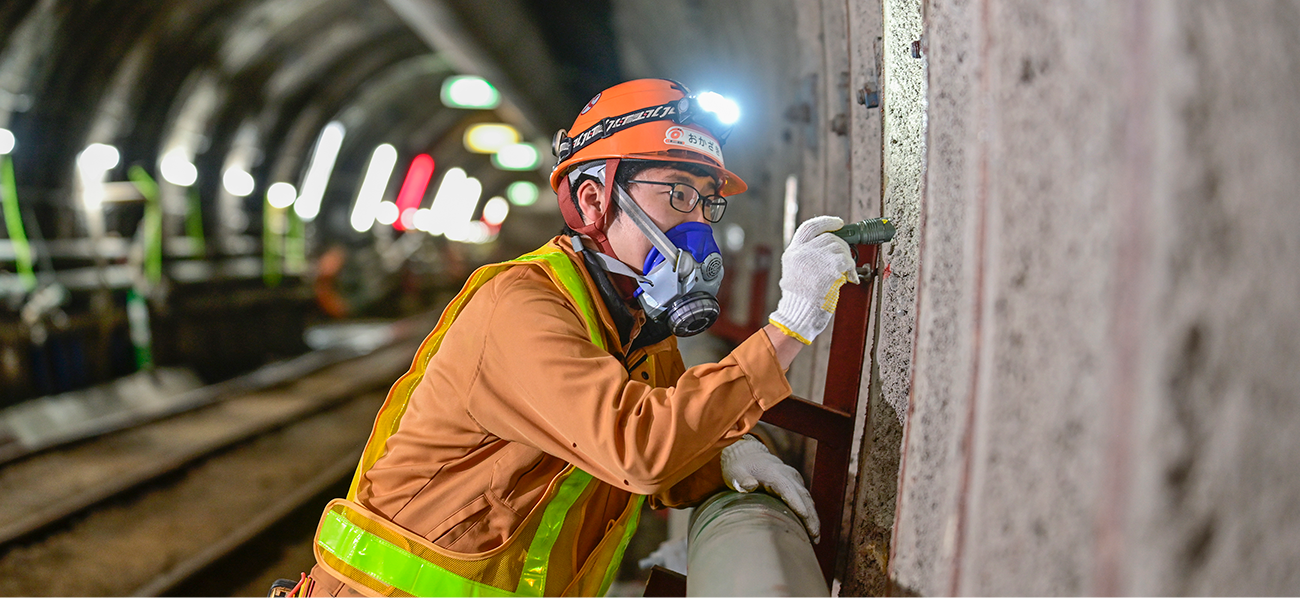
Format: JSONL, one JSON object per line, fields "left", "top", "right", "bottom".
{"left": 888, "top": 0, "right": 976, "bottom": 592}
{"left": 877, "top": 0, "right": 925, "bottom": 429}
{"left": 893, "top": 0, "right": 1300, "bottom": 595}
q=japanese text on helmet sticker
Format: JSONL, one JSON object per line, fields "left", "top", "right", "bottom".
{"left": 663, "top": 126, "right": 724, "bottom": 163}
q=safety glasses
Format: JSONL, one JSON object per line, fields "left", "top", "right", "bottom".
{"left": 628, "top": 179, "right": 728, "bottom": 223}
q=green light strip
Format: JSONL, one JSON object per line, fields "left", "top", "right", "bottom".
{"left": 263, "top": 198, "right": 282, "bottom": 288}
{"left": 186, "top": 186, "right": 206, "bottom": 255}
{"left": 128, "top": 166, "right": 163, "bottom": 286}
{"left": 0, "top": 156, "right": 35, "bottom": 291}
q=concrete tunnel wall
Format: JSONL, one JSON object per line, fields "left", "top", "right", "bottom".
{"left": 604, "top": 1, "right": 1300, "bottom": 595}
{"left": 893, "top": 0, "right": 1300, "bottom": 594}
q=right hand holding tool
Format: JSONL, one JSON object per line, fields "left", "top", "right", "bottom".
{"left": 769, "top": 215, "right": 859, "bottom": 345}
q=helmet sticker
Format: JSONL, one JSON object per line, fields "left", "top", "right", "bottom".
{"left": 580, "top": 92, "right": 601, "bottom": 115}
{"left": 664, "top": 126, "right": 724, "bottom": 163}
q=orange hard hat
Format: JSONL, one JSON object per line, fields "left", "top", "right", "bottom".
{"left": 549, "top": 79, "right": 747, "bottom": 197}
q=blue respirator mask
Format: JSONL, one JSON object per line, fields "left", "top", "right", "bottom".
{"left": 633, "top": 221, "right": 725, "bottom": 336}
{"left": 571, "top": 173, "right": 725, "bottom": 337}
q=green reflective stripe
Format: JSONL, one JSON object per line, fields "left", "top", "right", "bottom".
{"left": 318, "top": 510, "right": 515, "bottom": 597}
{"left": 518, "top": 469, "right": 595, "bottom": 595}
{"left": 597, "top": 496, "right": 645, "bottom": 597}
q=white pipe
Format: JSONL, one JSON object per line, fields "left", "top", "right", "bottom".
{"left": 686, "top": 492, "right": 829, "bottom": 597}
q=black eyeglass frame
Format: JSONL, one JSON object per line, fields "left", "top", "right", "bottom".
{"left": 626, "top": 179, "right": 728, "bottom": 223}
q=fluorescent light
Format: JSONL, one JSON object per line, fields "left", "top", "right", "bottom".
{"left": 0, "top": 128, "right": 14, "bottom": 154}
{"left": 223, "top": 167, "right": 255, "bottom": 197}
{"left": 426, "top": 168, "right": 482, "bottom": 236}
{"left": 393, "top": 154, "right": 435, "bottom": 230}
{"left": 506, "top": 181, "right": 539, "bottom": 206}
{"left": 492, "top": 143, "right": 540, "bottom": 171}
{"left": 78, "top": 143, "right": 120, "bottom": 173}
{"left": 160, "top": 149, "right": 198, "bottom": 186}
{"left": 482, "top": 196, "right": 509, "bottom": 226}
{"left": 464, "top": 124, "right": 519, "bottom": 154}
{"left": 446, "top": 221, "right": 493, "bottom": 244}
{"left": 413, "top": 208, "right": 435, "bottom": 232}
{"left": 77, "top": 144, "right": 120, "bottom": 211}
{"left": 350, "top": 144, "right": 398, "bottom": 233}
{"left": 441, "top": 76, "right": 500, "bottom": 109}
{"left": 294, "top": 121, "right": 345, "bottom": 221}
{"left": 267, "top": 182, "right": 297, "bottom": 209}
{"left": 697, "top": 91, "right": 740, "bottom": 125}
{"left": 446, "top": 176, "right": 482, "bottom": 226}
{"left": 425, "top": 168, "right": 466, "bottom": 235}
{"left": 375, "top": 201, "right": 399, "bottom": 226}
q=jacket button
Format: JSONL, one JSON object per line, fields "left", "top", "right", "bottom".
{"left": 640, "top": 371, "right": 649, "bottom": 380}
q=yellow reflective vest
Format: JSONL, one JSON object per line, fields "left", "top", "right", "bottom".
{"left": 314, "top": 241, "right": 648, "bottom": 597}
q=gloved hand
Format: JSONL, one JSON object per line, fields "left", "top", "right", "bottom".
{"left": 769, "top": 216, "right": 859, "bottom": 344}
{"left": 720, "top": 435, "right": 821, "bottom": 543}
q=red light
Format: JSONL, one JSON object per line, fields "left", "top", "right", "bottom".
{"left": 393, "top": 154, "right": 435, "bottom": 230}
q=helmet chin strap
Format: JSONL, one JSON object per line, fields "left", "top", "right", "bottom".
{"left": 557, "top": 158, "right": 623, "bottom": 258}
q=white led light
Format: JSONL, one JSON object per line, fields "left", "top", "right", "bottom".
{"left": 482, "top": 196, "right": 510, "bottom": 226}
{"left": 441, "top": 76, "right": 501, "bottom": 109}
{"left": 223, "top": 167, "right": 255, "bottom": 197}
{"left": 697, "top": 91, "right": 740, "bottom": 125}
{"left": 446, "top": 220, "right": 492, "bottom": 244}
{"left": 0, "top": 128, "right": 14, "bottom": 155}
{"left": 448, "top": 177, "right": 482, "bottom": 225}
{"left": 267, "top": 182, "right": 297, "bottom": 209}
{"left": 295, "top": 121, "right": 346, "bottom": 221}
{"left": 160, "top": 149, "right": 198, "bottom": 187}
{"left": 350, "top": 144, "right": 398, "bottom": 233}
{"left": 375, "top": 201, "right": 399, "bottom": 226}
{"left": 78, "top": 143, "right": 120, "bottom": 173}
{"left": 492, "top": 143, "right": 541, "bottom": 171}
{"left": 413, "top": 208, "right": 435, "bottom": 232}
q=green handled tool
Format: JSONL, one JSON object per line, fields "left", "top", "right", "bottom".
{"left": 830, "top": 217, "right": 896, "bottom": 245}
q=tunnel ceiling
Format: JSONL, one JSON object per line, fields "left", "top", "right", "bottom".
{"left": 0, "top": 0, "right": 621, "bottom": 249}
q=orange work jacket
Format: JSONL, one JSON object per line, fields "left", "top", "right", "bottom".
{"left": 308, "top": 236, "right": 792, "bottom": 596}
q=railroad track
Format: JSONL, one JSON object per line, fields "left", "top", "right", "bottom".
{"left": 0, "top": 323, "right": 430, "bottom": 596}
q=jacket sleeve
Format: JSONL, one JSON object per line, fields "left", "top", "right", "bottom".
{"left": 461, "top": 268, "right": 791, "bottom": 496}
{"left": 647, "top": 452, "right": 727, "bottom": 509}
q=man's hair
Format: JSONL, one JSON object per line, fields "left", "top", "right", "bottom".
{"left": 569, "top": 160, "right": 718, "bottom": 223}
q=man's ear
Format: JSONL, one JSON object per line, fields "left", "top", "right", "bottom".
{"left": 575, "top": 178, "right": 607, "bottom": 226}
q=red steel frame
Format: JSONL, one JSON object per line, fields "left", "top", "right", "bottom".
{"left": 646, "top": 244, "right": 880, "bottom": 595}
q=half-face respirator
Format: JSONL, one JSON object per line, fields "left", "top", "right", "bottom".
{"left": 633, "top": 221, "right": 724, "bottom": 337}
{"left": 573, "top": 169, "right": 725, "bottom": 337}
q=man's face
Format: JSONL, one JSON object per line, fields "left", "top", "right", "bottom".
{"left": 606, "top": 165, "right": 719, "bottom": 271}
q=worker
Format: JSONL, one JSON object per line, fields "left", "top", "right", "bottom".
{"left": 288, "top": 78, "right": 859, "bottom": 597}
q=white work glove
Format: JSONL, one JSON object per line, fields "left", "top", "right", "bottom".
{"left": 720, "top": 435, "right": 821, "bottom": 543}
{"left": 769, "top": 215, "right": 859, "bottom": 344}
